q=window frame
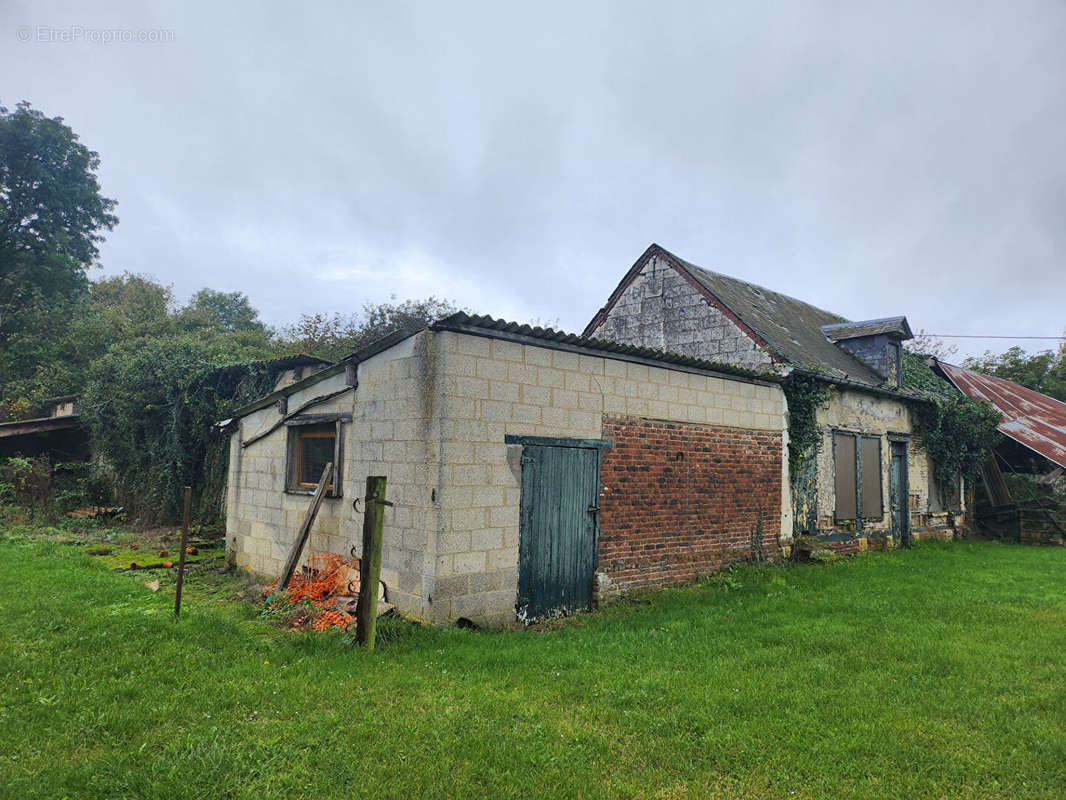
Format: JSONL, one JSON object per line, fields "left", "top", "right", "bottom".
{"left": 832, "top": 429, "right": 885, "bottom": 529}
{"left": 284, "top": 414, "right": 348, "bottom": 498}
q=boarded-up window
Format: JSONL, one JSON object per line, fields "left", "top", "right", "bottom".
{"left": 834, "top": 433, "right": 857, "bottom": 520}
{"left": 861, "top": 435, "right": 883, "bottom": 518}
{"left": 834, "top": 432, "right": 883, "bottom": 522}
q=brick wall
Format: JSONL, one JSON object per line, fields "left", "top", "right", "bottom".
{"left": 597, "top": 414, "right": 783, "bottom": 596}
{"left": 431, "top": 331, "right": 787, "bottom": 625}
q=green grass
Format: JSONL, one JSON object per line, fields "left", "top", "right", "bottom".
{"left": 0, "top": 536, "right": 1064, "bottom": 799}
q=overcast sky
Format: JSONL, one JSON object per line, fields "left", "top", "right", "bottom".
{"left": 5, "top": 1, "right": 1066, "bottom": 360}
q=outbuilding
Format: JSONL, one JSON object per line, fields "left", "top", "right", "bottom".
{"left": 224, "top": 313, "right": 788, "bottom": 625}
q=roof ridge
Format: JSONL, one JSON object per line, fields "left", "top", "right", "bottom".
{"left": 652, "top": 243, "right": 851, "bottom": 323}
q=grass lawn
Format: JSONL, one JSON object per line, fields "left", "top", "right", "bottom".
{"left": 0, "top": 533, "right": 1064, "bottom": 799}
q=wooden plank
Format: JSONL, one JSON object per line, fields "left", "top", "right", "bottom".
{"left": 277, "top": 462, "right": 334, "bottom": 591}
{"left": 242, "top": 388, "right": 353, "bottom": 448}
{"left": 504, "top": 434, "right": 612, "bottom": 449}
{"left": 356, "top": 476, "right": 387, "bottom": 648}
{"left": 174, "top": 486, "right": 191, "bottom": 617}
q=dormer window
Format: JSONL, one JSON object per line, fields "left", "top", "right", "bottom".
{"left": 821, "top": 317, "right": 913, "bottom": 388}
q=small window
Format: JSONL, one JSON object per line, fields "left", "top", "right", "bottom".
{"left": 834, "top": 431, "right": 884, "bottom": 524}
{"left": 285, "top": 419, "right": 343, "bottom": 496}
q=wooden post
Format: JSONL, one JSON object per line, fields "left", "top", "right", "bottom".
{"left": 174, "top": 486, "right": 191, "bottom": 617}
{"left": 277, "top": 462, "right": 334, "bottom": 592}
{"left": 356, "top": 476, "right": 387, "bottom": 649}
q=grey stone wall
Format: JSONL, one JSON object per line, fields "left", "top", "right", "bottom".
{"left": 590, "top": 254, "right": 773, "bottom": 370}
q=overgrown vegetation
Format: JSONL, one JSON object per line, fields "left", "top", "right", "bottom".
{"left": 278, "top": 296, "right": 462, "bottom": 362}
{"left": 964, "top": 343, "right": 1066, "bottom": 403}
{"left": 903, "top": 352, "right": 1002, "bottom": 489}
{"left": 2, "top": 534, "right": 1065, "bottom": 798}
{"left": 780, "top": 371, "right": 835, "bottom": 473}
{"left": 0, "top": 456, "right": 113, "bottom": 525}
{"left": 1, "top": 104, "right": 459, "bottom": 525}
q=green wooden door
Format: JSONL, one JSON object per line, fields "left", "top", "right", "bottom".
{"left": 516, "top": 443, "right": 601, "bottom": 622}
{"left": 890, "top": 440, "right": 910, "bottom": 546}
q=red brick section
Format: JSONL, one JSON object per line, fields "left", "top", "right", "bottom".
{"left": 598, "top": 414, "right": 783, "bottom": 595}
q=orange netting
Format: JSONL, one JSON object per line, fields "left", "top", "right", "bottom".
{"left": 265, "top": 552, "right": 361, "bottom": 631}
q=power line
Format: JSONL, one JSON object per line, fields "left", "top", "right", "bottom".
{"left": 919, "top": 334, "right": 1066, "bottom": 340}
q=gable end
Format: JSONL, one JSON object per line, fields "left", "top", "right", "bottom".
{"left": 584, "top": 245, "right": 776, "bottom": 369}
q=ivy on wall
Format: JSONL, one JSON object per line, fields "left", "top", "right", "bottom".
{"left": 783, "top": 354, "right": 1001, "bottom": 510}
{"left": 781, "top": 372, "right": 835, "bottom": 474}
{"left": 902, "top": 352, "right": 1001, "bottom": 490}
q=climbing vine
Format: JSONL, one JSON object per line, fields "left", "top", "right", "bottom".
{"left": 903, "top": 352, "right": 1001, "bottom": 491}
{"left": 82, "top": 332, "right": 277, "bottom": 525}
{"left": 781, "top": 372, "right": 835, "bottom": 474}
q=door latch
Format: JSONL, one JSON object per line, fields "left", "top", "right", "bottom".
{"left": 587, "top": 505, "right": 599, "bottom": 514}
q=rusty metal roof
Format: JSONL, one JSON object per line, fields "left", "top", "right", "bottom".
{"left": 937, "top": 361, "right": 1066, "bottom": 469}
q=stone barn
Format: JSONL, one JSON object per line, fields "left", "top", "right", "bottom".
{"left": 224, "top": 313, "right": 788, "bottom": 626}
{"left": 586, "top": 243, "right": 968, "bottom": 552}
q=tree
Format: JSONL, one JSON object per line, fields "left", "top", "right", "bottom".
{"left": 82, "top": 328, "right": 275, "bottom": 523}
{"left": 278, "top": 296, "right": 461, "bottom": 361}
{"left": 181, "top": 288, "right": 268, "bottom": 334}
{"left": 904, "top": 329, "right": 959, "bottom": 362}
{"left": 0, "top": 102, "right": 118, "bottom": 399}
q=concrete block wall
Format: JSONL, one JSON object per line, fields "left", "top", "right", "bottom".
{"left": 226, "top": 335, "right": 439, "bottom": 621}
{"left": 430, "top": 330, "right": 787, "bottom": 626}
{"left": 226, "top": 370, "right": 352, "bottom": 579}
{"left": 587, "top": 254, "right": 774, "bottom": 370}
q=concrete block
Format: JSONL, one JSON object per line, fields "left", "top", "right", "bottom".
{"left": 472, "top": 486, "right": 505, "bottom": 507}
{"left": 453, "top": 551, "right": 487, "bottom": 574}
{"left": 487, "top": 548, "right": 517, "bottom": 570}
{"left": 520, "top": 384, "right": 551, "bottom": 406}
{"left": 552, "top": 351, "right": 580, "bottom": 371}
{"left": 537, "top": 368, "right": 566, "bottom": 389}
{"left": 434, "top": 573, "right": 469, "bottom": 598}
{"left": 457, "top": 336, "right": 491, "bottom": 357}
{"left": 513, "top": 404, "right": 542, "bottom": 425}
{"left": 490, "top": 381, "right": 520, "bottom": 402}
{"left": 438, "top": 531, "right": 471, "bottom": 554}
{"left": 523, "top": 346, "right": 552, "bottom": 367}
{"left": 471, "top": 528, "right": 503, "bottom": 551}
{"left": 475, "top": 358, "right": 508, "bottom": 381}
{"left": 451, "top": 507, "right": 487, "bottom": 531}
{"left": 480, "top": 400, "right": 512, "bottom": 422}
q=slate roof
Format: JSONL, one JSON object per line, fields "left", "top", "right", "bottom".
{"left": 821, "top": 317, "right": 913, "bottom": 342}
{"left": 646, "top": 245, "right": 889, "bottom": 387}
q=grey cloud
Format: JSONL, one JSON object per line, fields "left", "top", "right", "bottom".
{"left": 3, "top": 0, "right": 1065, "bottom": 357}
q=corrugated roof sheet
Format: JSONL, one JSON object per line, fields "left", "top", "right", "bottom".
{"left": 430, "top": 312, "right": 776, "bottom": 383}
{"left": 937, "top": 361, "right": 1066, "bottom": 470}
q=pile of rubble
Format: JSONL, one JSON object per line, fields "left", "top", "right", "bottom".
{"left": 266, "top": 553, "right": 389, "bottom": 631}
